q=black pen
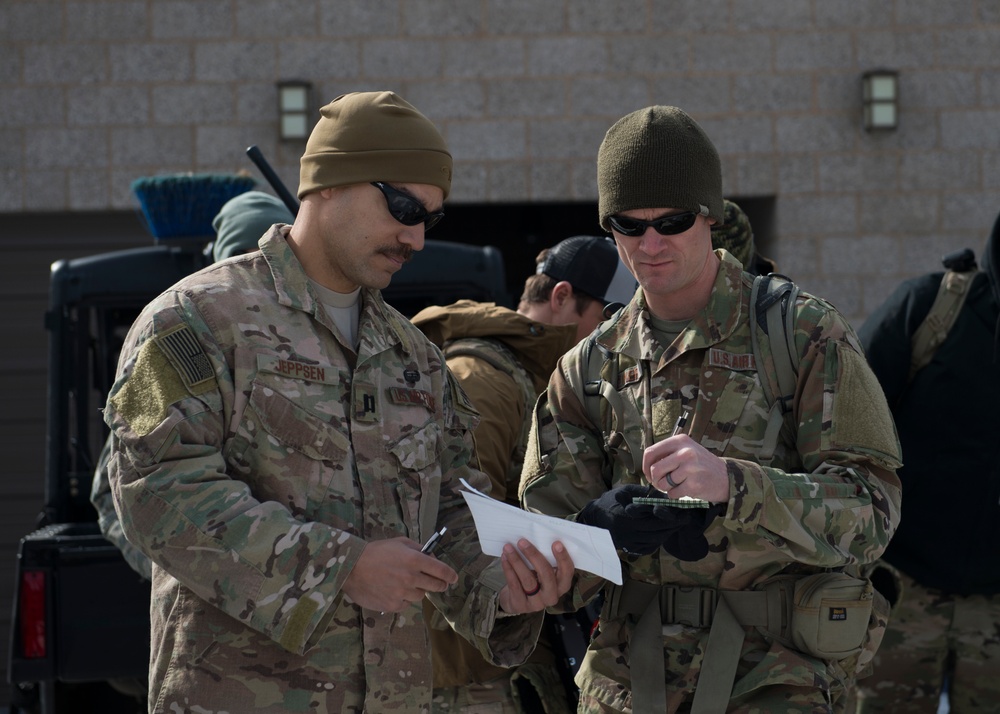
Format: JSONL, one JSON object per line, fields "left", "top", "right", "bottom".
{"left": 421, "top": 526, "right": 447, "bottom": 554}
{"left": 380, "top": 527, "right": 449, "bottom": 616}
{"left": 646, "top": 409, "right": 690, "bottom": 496}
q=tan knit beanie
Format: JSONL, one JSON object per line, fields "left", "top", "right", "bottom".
{"left": 597, "top": 106, "right": 723, "bottom": 232}
{"left": 298, "top": 91, "right": 453, "bottom": 200}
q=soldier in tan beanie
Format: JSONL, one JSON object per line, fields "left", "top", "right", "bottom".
{"left": 103, "top": 90, "right": 574, "bottom": 713}
{"left": 520, "top": 105, "right": 902, "bottom": 713}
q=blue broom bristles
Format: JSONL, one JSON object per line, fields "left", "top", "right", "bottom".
{"left": 131, "top": 173, "right": 258, "bottom": 240}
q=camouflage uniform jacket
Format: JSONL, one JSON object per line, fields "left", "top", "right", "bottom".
{"left": 103, "top": 227, "right": 543, "bottom": 714}
{"left": 520, "top": 251, "right": 903, "bottom": 710}
{"left": 412, "top": 300, "right": 576, "bottom": 689}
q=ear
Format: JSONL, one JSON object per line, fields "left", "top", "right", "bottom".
{"left": 549, "top": 281, "right": 578, "bottom": 319}
{"left": 549, "top": 281, "right": 572, "bottom": 308}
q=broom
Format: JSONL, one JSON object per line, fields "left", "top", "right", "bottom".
{"left": 131, "top": 172, "right": 258, "bottom": 241}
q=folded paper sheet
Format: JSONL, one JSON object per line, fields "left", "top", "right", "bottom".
{"left": 459, "top": 479, "right": 623, "bottom": 585}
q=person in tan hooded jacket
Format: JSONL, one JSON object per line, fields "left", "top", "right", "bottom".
{"left": 412, "top": 235, "right": 636, "bottom": 713}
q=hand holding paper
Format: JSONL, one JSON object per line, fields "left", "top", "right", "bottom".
{"left": 459, "top": 479, "right": 623, "bottom": 585}
{"left": 498, "top": 537, "right": 575, "bottom": 614}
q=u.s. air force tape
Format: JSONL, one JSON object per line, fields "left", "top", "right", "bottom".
{"left": 155, "top": 324, "right": 215, "bottom": 392}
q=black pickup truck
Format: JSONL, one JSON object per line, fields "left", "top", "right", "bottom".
{"left": 7, "top": 234, "right": 510, "bottom": 713}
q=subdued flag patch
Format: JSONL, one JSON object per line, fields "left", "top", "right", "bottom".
{"left": 156, "top": 324, "right": 215, "bottom": 392}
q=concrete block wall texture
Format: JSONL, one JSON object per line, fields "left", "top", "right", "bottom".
{"left": 2, "top": 0, "right": 1000, "bottom": 322}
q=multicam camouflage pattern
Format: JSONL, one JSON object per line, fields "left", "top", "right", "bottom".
{"left": 856, "top": 570, "right": 1000, "bottom": 713}
{"left": 90, "top": 434, "right": 153, "bottom": 580}
{"left": 710, "top": 199, "right": 777, "bottom": 276}
{"left": 104, "top": 226, "right": 543, "bottom": 714}
{"left": 710, "top": 199, "right": 756, "bottom": 269}
{"left": 520, "top": 251, "right": 902, "bottom": 713}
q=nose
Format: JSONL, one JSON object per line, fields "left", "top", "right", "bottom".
{"left": 638, "top": 226, "right": 667, "bottom": 253}
{"left": 398, "top": 224, "right": 425, "bottom": 252}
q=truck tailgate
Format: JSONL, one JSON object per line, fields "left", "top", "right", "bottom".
{"left": 9, "top": 522, "right": 150, "bottom": 684}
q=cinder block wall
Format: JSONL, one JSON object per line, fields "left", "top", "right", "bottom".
{"left": 3, "top": 0, "right": 999, "bottom": 321}
{"left": 2, "top": 0, "right": 1000, "bottom": 704}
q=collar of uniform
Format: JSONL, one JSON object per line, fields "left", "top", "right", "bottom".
{"left": 673, "top": 249, "right": 746, "bottom": 355}
{"left": 261, "top": 225, "right": 314, "bottom": 314}
{"left": 258, "top": 227, "right": 418, "bottom": 358}
{"left": 359, "top": 289, "right": 421, "bottom": 358}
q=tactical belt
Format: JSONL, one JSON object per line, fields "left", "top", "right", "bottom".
{"left": 606, "top": 581, "right": 785, "bottom": 714}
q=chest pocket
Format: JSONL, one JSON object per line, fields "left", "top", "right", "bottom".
{"left": 231, "top": 376, "right": 353, "bottom": 521}
{"left": 606, "top": 363, "right": 769, "bottom": 486}
{"left": 695, "top": 367, "right": 769, "bottom": 459}
{"left": 387, "top": 420, "right": 443, "bottom": 543}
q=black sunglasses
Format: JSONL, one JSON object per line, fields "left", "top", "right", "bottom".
{"left": 371, "top": 182, "right": 444, "bottom": 231}
{"left": 607, "top": 209, "right": 705, "bottom": 237}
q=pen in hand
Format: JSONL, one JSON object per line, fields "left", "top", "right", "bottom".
{"left": 380, "top": 527, "right": 449, "bottom": 616}
{"left": 421, "top": 526, "right": 447, "bottom": 555}
{"left": 646, "top": 409, "right": 690, "bottom": 496}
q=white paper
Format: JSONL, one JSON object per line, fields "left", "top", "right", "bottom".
{"left": 459, "top": 478, "right": 622, "bottom": 585}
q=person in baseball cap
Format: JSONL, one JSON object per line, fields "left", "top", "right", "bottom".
{"left": 538, "top": 234, "right": 638, "bottom": 306}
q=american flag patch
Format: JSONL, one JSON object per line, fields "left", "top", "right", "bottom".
{"left": 156, "top": 325, "right": 214, "bottom": 389}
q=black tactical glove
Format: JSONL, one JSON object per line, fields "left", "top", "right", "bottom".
{"left": 623, "top": 495, "right": 725, "bottom": 562}
{"left": 577, "top": 484, "right": 691, "bottom": 556}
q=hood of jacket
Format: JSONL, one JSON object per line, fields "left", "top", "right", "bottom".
{"left": 984, "top": 209, "right": 1000, "bottom": 306}
{"left": 411, "top": 300, "right": 578, "bottom": 393}
{"left": 981, "top": 209, "right": 1000, "bottom": 359}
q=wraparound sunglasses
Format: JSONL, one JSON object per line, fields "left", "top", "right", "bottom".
{"left": 371, "top": 181, "right": 444, "bottom": 231}
{"left": 607, "top": 207, "right": 708, "bottom": 237}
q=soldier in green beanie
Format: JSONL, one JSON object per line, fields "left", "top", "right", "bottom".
{"left": 102, "top": 90, "right": 575, "bottom": 713}
{"left": 521, "top": 105, "right": 902, "bottom": 713}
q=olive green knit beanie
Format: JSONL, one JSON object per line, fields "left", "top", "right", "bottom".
{"left": 298, "top": 91, "right": 453, "bottom": 200}
{"left": 597, "top": 106, "right": 723, "bottom": 232}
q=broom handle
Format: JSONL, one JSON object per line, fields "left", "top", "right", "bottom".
{"left": 246, "top": 145, "right": 300, "bottom": 216}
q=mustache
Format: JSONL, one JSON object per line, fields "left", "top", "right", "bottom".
{"left": 379, "top": 246, "right": 414, "bottom": 264}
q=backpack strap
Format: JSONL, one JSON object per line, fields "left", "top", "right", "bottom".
{"left": 749, "top": 274, "right": 801, "bottom": 466}
{"left": 908, "top": 267, "right": 977, "bottom": 381}
{"left": 566, "top": 326, "right": 644, "bottom": 475}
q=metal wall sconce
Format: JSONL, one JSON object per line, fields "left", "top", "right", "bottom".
{"left": 862, "top": 70, "right": 899, "bottom": 131}
{"left": 278, "top": 81, "right": 312, "bottom": 140}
